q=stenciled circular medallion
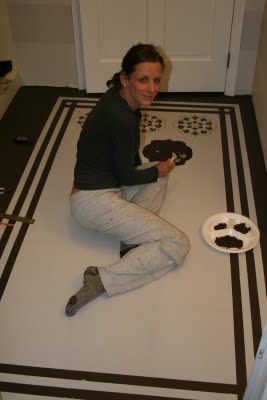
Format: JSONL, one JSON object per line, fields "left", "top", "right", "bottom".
{"left": 175, "top": 115, "right": 216, "bottom": 135}
{"left": 140, "top": 113, "right": 165, "bottom": 133}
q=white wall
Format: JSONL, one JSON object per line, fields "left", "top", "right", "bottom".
{"left": 0, "top": 0, "right": 17, "bottom": 67}
{"left": 235, "top": 0, "right": 266, "bottom": 94}
{"left": 252, "top": 0, "right": 267, "bottom": 169}
{"left": 7, "top": 0, "right": 78, "bottom": 87}
{"left": 0, "top": 0, "right": 21, "bottom": 119}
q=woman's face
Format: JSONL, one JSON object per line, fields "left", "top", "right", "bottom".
{"left": 120, "top": 61, "right": 163, "bottom": 111}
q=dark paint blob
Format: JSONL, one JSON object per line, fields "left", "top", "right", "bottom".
{"left": 215, "top": 235, "right": 243, "bottom": 249}
{"left": 143, "top": 139, "right": 192, "bottom": 165}
{"left": 234, "top": 223, "right": 251, "bottom": 234}
{"left": 214, "top": 223, "right": 227, "bottom": 230}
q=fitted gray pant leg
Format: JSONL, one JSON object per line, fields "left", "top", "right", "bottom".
{"left": 70, "top": 187, "right": 190, "bottom": 296}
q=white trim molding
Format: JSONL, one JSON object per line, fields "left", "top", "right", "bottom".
{"left": 224, "top": 0, "right": 246, "bottom": 96}
{"left": 71, "top": 0, "right": 86, "bottom": 90}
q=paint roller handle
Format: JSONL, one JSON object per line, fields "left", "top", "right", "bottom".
{"left": 170, "top": 152, "right": 177, "bottom": 163}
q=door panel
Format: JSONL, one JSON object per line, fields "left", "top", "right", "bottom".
{"left": 164, "top": 0, "right": 215, "bottom": 56}
{"left": 159, "top": 0, "right": 235, "bottom": 91}
{"left": 98, "top": 0, "right": 147, "bottom": 58}
{"left": 80, "top": 0, "right": 149, "bottom": 91}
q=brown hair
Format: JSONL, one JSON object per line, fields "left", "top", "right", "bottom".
{"left": 106, "top": 43, "right": 164, "bottom": 88}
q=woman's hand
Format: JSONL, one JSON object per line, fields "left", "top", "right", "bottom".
{"left": 155, "top": 159, "right": 176, "bottom": 178}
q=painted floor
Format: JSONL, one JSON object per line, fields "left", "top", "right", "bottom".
{"left": 0, "top": 88, "right": 266, "bottom": 400}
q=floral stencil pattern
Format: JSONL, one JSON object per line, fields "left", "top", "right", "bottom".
{"left": 175, "top": 115, "right": 216, "bottom": 135}
{"left": 140, "top": 113, "right": 165, "bottom": 133}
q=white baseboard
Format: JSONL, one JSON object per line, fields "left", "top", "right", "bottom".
{"left": 20, "top": 80, "right": 78, "bottom": 88}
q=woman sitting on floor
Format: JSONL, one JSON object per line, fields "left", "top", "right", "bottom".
{"left": 65, "top": 43, "right": 190, "bottom": 317}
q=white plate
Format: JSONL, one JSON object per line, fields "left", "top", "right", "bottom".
{"left": 201, "top": 213, "right": 260, "bottom": 253}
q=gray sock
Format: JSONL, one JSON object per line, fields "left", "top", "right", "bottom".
{"left": 83, "top": 266, "right": 100, "bottom": 284}
{"left": 65, "top": 267, "right": 105, "bottom": 317}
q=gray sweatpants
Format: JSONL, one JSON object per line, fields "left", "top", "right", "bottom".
{"left": 70, "top": 166, "right": 190, "bottom": 296}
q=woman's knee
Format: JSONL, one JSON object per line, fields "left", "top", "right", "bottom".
{"left": 169, "top": 226, "right": 191, "bottom": 255}
{"left": 181, "top": 232, "right": 191, "bottom": 254}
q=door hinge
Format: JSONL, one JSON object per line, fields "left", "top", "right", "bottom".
{"left": 227, "top": 52, "right": 231, "bottom": 68}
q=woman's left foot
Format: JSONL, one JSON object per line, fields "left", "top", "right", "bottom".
{"left": 65, "top": 269, "right": 105, "bottom": 317}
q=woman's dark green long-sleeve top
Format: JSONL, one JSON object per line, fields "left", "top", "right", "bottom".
{"left": 74, "top": 86, "right": 158, "bottom": 190}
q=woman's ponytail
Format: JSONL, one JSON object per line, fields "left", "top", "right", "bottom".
{"left": 106, "top": 72, "right": 122, "bottom": 88}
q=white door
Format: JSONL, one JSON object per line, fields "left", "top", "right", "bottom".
{"left": 79, "top": 0, "right": 235, "bottom": 92}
